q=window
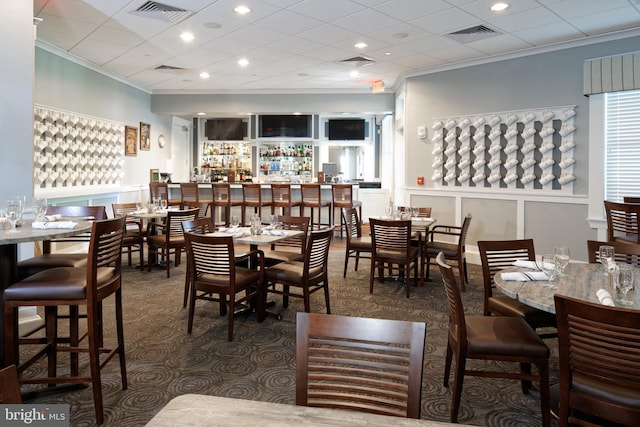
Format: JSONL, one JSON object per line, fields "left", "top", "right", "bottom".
{"left": 605, "top": 89, "right": 640, "bottom": 201}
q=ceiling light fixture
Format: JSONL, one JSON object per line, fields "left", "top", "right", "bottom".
{"left": 490, "top": 2, "right": 509, "bottom": 12}
{"left": 350, "top": 70, "right": 359, "bottom": 78}
{"left": 199, "top": 72, "right": 210, "bottom": 79}
{"left": 197, "top": 112, "right": 206, "bottom": 116}
{"left": 180, "top": 31, "right": 194, "bottom": 42}
{"left": 238, "top": 58, "right": 249, "bottom": 67}
{"left": 354, "top": 42, "right": 368, "bottom": 49}
{"left": 234, "top": 5, "right": 251, "bottom": 15}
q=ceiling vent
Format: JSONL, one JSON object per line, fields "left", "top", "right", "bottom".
{"left": 155, "top": 65, "right": 188, "bottom": 73}
{"left": 131, "top": 1, "right": 195, "bottom": 24}
{"left": 338, "top": 56, "right": 375, "bottom": 67}
{"left": 446, "top": 25, "right": 501, "bottom": 43}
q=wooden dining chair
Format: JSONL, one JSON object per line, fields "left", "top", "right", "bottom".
{"left": 265, "top": 227, "right": 333, "bottom": 313}
{"left": 604, "top": 200, "right": 640, "bottom": 244}
{"left": 4, "top": 217, "right": 127, "bottom": 425}
{"left": 369, "top": 218, "right": 422, "bottom": 298}
{"left": 261, "top": 215, "right": 310, "bottom": 266}
{"left": 147, "top": 208, "right": 199, "bottom": 277}
{"left": 0, "top": 364, "right": 22, "bottom": 403}
{"left": 184, "top": 231, "right": 265, "bottom": 341}
{"left": 424, "top": 214, "right": 472, "bottom": 291}
{"left": 331, "top": 184, "right": 361, "bottom": 237}
{"left": 342, "top": 207, "right": 371, "bottom": 278}
{"left": 112, "top": 202, "right": 145, "bottom": 268}
{"left": 295, "top": 312, "right": 426, "bottom": 419}
{"left": 623, "top": 196, "right": 640, "bottom": 203}
{"left": 586, "top": 239, "right": 640, "bottom": 266}
{"left": 478, "top": 239, "right": 557, "bottom": 338}
{"left": 554, "top": 294, "right": 640, "bottom": 427}
{"left": 437, "top": 252, "right": 551, "bottom": 427}
{"left": 180, "top": 217, "right": 216, "bottom": 307}
{"left": 17, "top": 205, "right": 108, "bottom": 280}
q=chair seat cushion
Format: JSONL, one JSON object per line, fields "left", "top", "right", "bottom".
{"left": 262, "top": 249, "right": 303, "bottom": 264}
{"left": 148, "top": 234, "right": 184, "bottom": 246}
{"left": 17, "top": 254, "right": 88, "bottom": 279}
{"left": 465, "top": 316, "right": 549, "bottom": 358}
{"left": 4, "top": 266, "right": 117, "bottom": 301}
{"left": 488, "top": 295, "right": 556, "bottom": 327}
{"left": 349, "top": 236, "right": 371, "bottom": 251}
{"left": 376, "top": 247, "right": 420, "bottom": 262}
{"left": 425, "top": 241, "right": 458, "bottom": 257}
{"left": 265, "top": 262, "right": 323, "bottom": 284}
{"left": 573, "top": 372, "right": 640, "bottom": 409}
{"left": 196, "top": 268, "right": 261, "bottom": 289}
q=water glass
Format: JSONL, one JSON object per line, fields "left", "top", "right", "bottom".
{"left": 269, "top": 214, "right": 278, "bottom": 229}
{"left": 599, "top": 245, "right": 615, "bottom": 275}
{"left": 33, "top": 197, "right": 48, "bottom": 221}
{"left": 250, "top": 215, "right": 262, "bottom": 235}
{"left": 554, "top": 246, "right": 570, "bottom": 276}
{"left": 616, "top": 263, "right": 635, "bottom": 305}
{"left": 160, "top": 199, "right": 168, "bottom": 210}
{"left": 5, "top": 200, "right": 21, "bottom": 233}
{"left": 540, "top": 254, "right": 557, "bottom": 288}
{"left": 230, "top": 215, "right": 240, "bottom": 229}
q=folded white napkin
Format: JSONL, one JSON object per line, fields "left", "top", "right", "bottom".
{"left": 513, "top": 260, "right": 541, "bottom": 270}
{"left": 596, "top": 289, "right": 615, "bottom": 306}
{"left": 500, "top": 271, "right": 549, "bottom": 281}
{"left": 132, "top": 209, "right": 147, "bottom": 214}
{"left": 32, "top": 221, "right": 77, "bottom": 229}
{"left": 43, "top": 214, "right": 63, "bottom": 222}
{"left": 233, "top": 230, "right": 249, "bottom": 238}
{"left": 412, "top": 217, "right": 434, "bottom": 222}
{"left": 263, "top": 229, "right": 286, "bottom": 236}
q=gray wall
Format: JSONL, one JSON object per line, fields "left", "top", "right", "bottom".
{"left": 404, "top": 36, "right": 640, "bottom": 260}
{"left": 0, "top": 2, "right": 34, "bottom": 203}
{"left": 35, "top": 47, "right": 174, "bottom": 189}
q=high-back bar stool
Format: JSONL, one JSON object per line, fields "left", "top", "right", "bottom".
{"left": 300, "top": 184, "right": 332, "bottom": 230}
{"left": 271, "top": 183, "right": 301, "bottom": 216}
{"left": 211, "top": 183, "right": 243, "bottom": 227}
{"left": 331, "top": 184, "right": 361, "bottom": 237}
{"left": 180, "top": 182, "right": 212, "bottom": 217}
{"left": 242, "top": 183, "right": 272, "bottom": 225}
{"left": 149, "top": 182, "right": 181, "bottom": 208}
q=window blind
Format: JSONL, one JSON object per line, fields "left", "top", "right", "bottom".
{"left": 605, "top": 89, "right": 640, "bottom": 201}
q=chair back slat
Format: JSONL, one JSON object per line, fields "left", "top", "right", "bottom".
{"left": 167, "top": 209, "right": 199, "bottom": 237}
{"left": 271, "top": 184, "right": 292, "bottom": 202}
{"left": 587, "top": 239, "right": 640, "bottom": 266}
{"left": 272, "top": 215, "right": 309, "bottom": 252}
{"left": 343, "top": 207, "right": 362, "bottom": 240}
{"left": 301, "top": 184, "right": 322, "bottom": 202}
{"left": 188, "top": 236, "right": 234, "bottom": 277}
{"left": 436, "top": 253, "right": 467, "bottom": 347}
{"left": 371, "top": 219, "right": 412, "bottom": 252}
{"left": 243, "top": 183, "right": 262, "bottom": 202}
{"left": 296, "top": 312, "right": 426, "bottom": 418}
{"left": 212, "top": 183, "right": 231, "bottom": 202}
{"left": 305, "top": 228, "right": 333, "bottom": 273}
{"left": 604, "top": 200, "right": 640, "bottom": 243}
{"left": 332, "top": 184, "right": 353, "bottom": 203}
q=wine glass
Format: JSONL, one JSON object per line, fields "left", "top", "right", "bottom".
{"left": 251, "top": 215, "right": 262, "bottom": 235}
{"left": 269, "top": 214, "right": 278, "bottom": 229}
{"left": 540, "top": 254, "right": 557, "bottom": 288}
{"left": 384, "top": 204, "right": 393, "bottom": 219}
{"left": 616, "top": 263, "right": 635, "bottom": 305}
{"left": 33, "top": 197, "right": 48, "bottom": 221}
{"left": 160, "top": 199, "right": 168, "bottom": 210}
{"left": 599, "top": 245, "right": 615, "bottom": 275}
{"left": 411, "top": 206, "right": 420, "bottom": 218}
{"left": 554, "top": 246, "right": 570, "bottom": 276}
{"left": 230, "top": 215, "right": 240, "bottom": 229}
{"left": 5, "top": 200, "right": 21, "bottom": 233}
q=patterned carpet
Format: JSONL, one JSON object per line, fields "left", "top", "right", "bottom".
{"left": 21, "top": 246, "right": 558, "bottom": 427}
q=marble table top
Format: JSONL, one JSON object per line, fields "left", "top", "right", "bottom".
{"left": 0, "top": 219, "right": 93, "bottom": 245}
{"left": 145, "top": 394, "right": 468, "bottom": 427}
{"left": 495, "top": 262, "right": 640, "bottom": 313}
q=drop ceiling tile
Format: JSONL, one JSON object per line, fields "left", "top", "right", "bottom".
{"left": 35, "top": 15, "right": 96, "bottom": 50}
{"left": 297, "top": 24, "right": 358, "bottom": 46}
{"left": 467, "top": 33, "right": 533, "bottom": 55}
{"left": 366, "top": 23, "right": 434, "bottom": 45}
{"left": 372, "top": 0, "right": 452, "bottom": 21}
{"left": 89, "top": 26, "right": 146, "bottom": 47}
{"left": 266, "top": 36, "right": 324, "bottom": 54}
{"left": 224, "top": 25, "right": 288, "bottom": 46}
{"left": 288, "top": 0, "right": 366, "bottom": 22}
{"left": 545, "top": 0, "right": 631, "bottom": 19}
{"left": 301, "top": 46, "right": 357, "bottom": 62}
{"left": 38, "top": 0, "right": 113, "bottom": 25}
{"left": 459, "top": 0, "right": 542, "bottom": 21}
{"left": 332, "top": 8, "right": 403, "bottom": 34}
{"left": 513, "top": 22, "right": 584, "bottom": 46}
{"left": 409, "top": 8, "right": 479, "bottom": 36}
{"left": 568, "top": 6, "right": 640, "bottom": 35}
{"left": 253, "top": 10, "right": 323, "bottom": 35}
{"left": 485, "top": 7, "right": 562, "bottom": 33}
{"left": 70, "top": 38, "right": 134, "bottom": 65}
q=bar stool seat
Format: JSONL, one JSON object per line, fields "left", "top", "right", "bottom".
{"left": 300, "top": 184, "right": 332, "bottom": 230}
{"left": 332, "top": 184, "right": 361, "bottom": 237}
{"left": 271, "top": 183, "right": 301, "bottom": 216}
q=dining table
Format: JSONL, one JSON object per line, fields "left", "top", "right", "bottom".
{"left": 494, "top": 262, "right": 640, "bottom": 313}
{"left": 145, "top": 394, "right": 469, "bottom": 427}
{"left": 0, "top": 219, "right": 93, "bottom": 367}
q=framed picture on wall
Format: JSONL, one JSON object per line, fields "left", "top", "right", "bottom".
{"left": 140, "top": 122, "right": 151, "bottom": 151}
{"left": 125, "top": 125, "right": 137, "bottom": 156}
{"left": 150, "top": 168, "right": 160, "bottom": 183}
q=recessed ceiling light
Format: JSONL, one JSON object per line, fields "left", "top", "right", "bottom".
{"left": 293, "top": 112, "right": 302, "bottom": 115}
{"left": 385, "top": 52, "right": 391, "bottom": 56}
{"left": 238, "top": 58, "right": 249, "bottom": 67}
{"left": 180, "top": 32, "right": 194, "bottom": 42}
{"left": 199, "top": 72, "right": 210, "bottom": 79}
{"left": 490, "top": 2, "right": 509, "bottom": 12}
{"left": 234, "top": 5, "right": 251, "bottom": 15}
{"left": 350, "top": 70, "right": 359, "bottom": 78}
{"left": 197, "top": 112, "right": 206, "bottom": 116}
{"left": 354, "top": 42, "right": 368, "bottom": 49}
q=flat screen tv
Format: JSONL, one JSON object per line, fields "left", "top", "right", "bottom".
{"left": 259, "top": 115, "right": 311, "bottom": 138}
{"left": 205, "top": 118, "right": 245, "bottom": 140}
{"left": 328, "top": 119, "right": 366, "bottom": 140}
